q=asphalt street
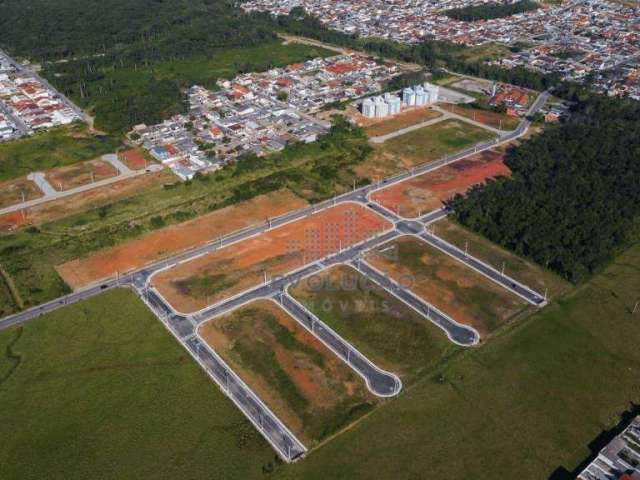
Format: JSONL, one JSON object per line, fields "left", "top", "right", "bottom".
{"left": 0, "top": 90, "right": 551, "bottom": 462}
{"left": 352, "top": 259, "right": 480, "bottom": 346}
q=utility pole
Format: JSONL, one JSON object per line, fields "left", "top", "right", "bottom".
{"left": 464, "top": 241, "right": 468, "bottom": 257}
{"left": 501, "top": 262, "right": 505, "bottom": 276}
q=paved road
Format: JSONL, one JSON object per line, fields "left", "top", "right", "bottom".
{"left": 369, "top": 111, "right": 453, "bottom": 144}
{"left": 0, "top": 89, "right": 551, "bottom": 461}
{"left": 352, "top": 259, "right": 480, "bottom": 346}
{"left": 1, "top": 164, "right": 163, "bottom": 216}
{"left": 417, "top": 230, "right": 546, "bottom": 306}
{"left": 278, "top": 292, "right": 401, "bottom": 397}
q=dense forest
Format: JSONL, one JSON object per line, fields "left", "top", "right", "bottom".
{"left": 0, "top": 0, "right": 288, "bottom": 133}
{"left": 444, "top": 0, "right": 540, "bottom": 22}
{"left": 448, "top": 96, "right": 640, "bottom": 283}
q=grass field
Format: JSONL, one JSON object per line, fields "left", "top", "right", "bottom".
{"left": 282, "top": 242, "right": 640, "bottom": 480}
{"left": 0, "top": 124, "right": 120, "bottom": 182}
{"left": 289, "top": 265, "right": 458, "bottom": 384}
{"left": 0, "top": 288, "right": 277, "bottom": 480}
{"left": 433, "top": 218, "right": 571, "bottom": 299}
{"left": 366, "top": 236, "right": 530, "bottom": 337}
{"left": 358, "top": 119, "right": 496, "bottom": 179}
{"left": 199, "top": 300, "right": 375, "bottom": 446}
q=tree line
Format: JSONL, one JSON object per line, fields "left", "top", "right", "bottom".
{"left": 444, "top": 0, "right": 540, "bottom": 22}
{"left": 448, "top": 95, "right": 640, "bottom": 283}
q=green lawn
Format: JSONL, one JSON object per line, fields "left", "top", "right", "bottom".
{"left": 0, "top": 288, "right": 275, "bottom": 480}
{"left": 364, "top": 119, "right": 496, "bottom": 176}
{"left": 281, "top": 242, "right": 640, "bottom": 480}
{"left": 289, "top": 265, "right": 459, "bottom": 384}
{"left": 0, "top": 124, "right": 120, "bottom": 182}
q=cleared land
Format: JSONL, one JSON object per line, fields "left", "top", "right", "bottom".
{"left": 433, "top": 218, "right": 570, "bottom": 298}
{"left": 153, "top": 203, "right": 390, "bottom": 313}
{"left": 0, "top": 124, "right": 120, "bottom": 182}
{"left": 0, "top": 177, "right": 42, "bottom": 209}
{"left": 290, "top": 264, "right": 458, "bottom": 384}
{"left": 45, "top": 158, "right": 118, "bottom": 191}
{"left": 357, "top": 119, "right": 496, "bottom": 179}
{"left": 118, "top": 149, "right": 150, "bottom": 170}
{"left": 447, "top": 104, "right": 520, "bottom": 131}
{"left": 366, "top": 236, "right": 529, "bottom": 337}
{"left": 363, "top": 108, "right": 443, "bottom": 137}
{"left": 199, "top": 300, "right": 375, "bottom": 445}
{"left": 371, "top": 149, "right": 510, "bottom": 217}
{"left": 0, "top": 169, "right": 174, "bottom": 233}
{"left": 56, "top": 189, "right": 307, "bottom": 289}
{"left": 0, "top": 288, "right": 276, "bottom": 480}
{"left": 284, "top": 243, "right": 640, "bottom": 480}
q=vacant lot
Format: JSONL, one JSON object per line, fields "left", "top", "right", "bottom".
{"left": 153, "top": 203, "right": 390, "bottom": 313}
{"left": 57, "top": 189, "right": 307, "bottom": 289}
{"left": 0, "top": 177, "right": 42, "bottom": 209}
{"left": 371, "top": 149, "right": 510, "bottom": 217}
{"left": 364, "top": 108, "right": 443, "bottom": 137}
{"left": 45, "top": 158, "right": 118, "bottom": 191}
{"left": 447, "top": 104, "right": 520, "bottom": 131}
{"left": 366, "top": 236, "right": 529, "bottom": 337}
{"left": 283, "top": 243, "right": 640, "bottom": 480}
{"left": 290, "top": 264, "right": 458, "bottom": 384}
{"left": 0, "top": 288, "right": 275, "bottom": 480}
{"left": 118, "top": 149, "right": 150, "bottom": 170}
{"left": 433, "top": 218, "right": 570, "bottom": 299}
{"left": 0, "top": 169, "right": 174, "bottom": 234}
{"left": 0, "top": 124, "right": 120, "bottom": 182}
{"left": 199, "top": 300, "right": 375, "bottom": 446}
{"left": 358, "top": 119, "right": 496, "bottom": 179}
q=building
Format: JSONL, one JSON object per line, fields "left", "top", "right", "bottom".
{"left": 402, "top": 87, "right": 416, "bottom": 106}
{"left": 578, "top": 416, "right": 640, "bottom": 480}
{"left": 362, "top": 97, "right": 376, "bottom": 118}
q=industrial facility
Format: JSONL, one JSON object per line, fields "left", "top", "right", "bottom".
{"left": 361, "top": 82, "right": 440, "bottom": 119}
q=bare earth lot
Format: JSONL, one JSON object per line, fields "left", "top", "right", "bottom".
{"left": 366, "top": 236, "right": 530, "bottom": 338}
{"left": 118, "top": 149, "right": 149, "bottom": 170}
{"left": 199, "top": 300, "right": 375, "bottom": 446}
{"left": 0, "top": 177, "right": 42, "bottom": 209}
{"left": 371, "top": 149, "right": 510, "bottom": 217}
{"left": 0, "top": 170, "right": 174, "bottom": 233}
{"left": 45, "top": 158, "right": 118, "bottom": 191}
{"left": 152, "top": 203, "right": 390, "bottom": 313}
{"left": 57, "top": 189, "right": 308, "bottom": 289}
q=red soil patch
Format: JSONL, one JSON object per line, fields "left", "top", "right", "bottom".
{"left": 371, "top": 149, "right": 510, "bottom": 217}
{"left": 153, "top": 203, "right": 390, "bottom": 313}
{"left": 0, "top": 211, "right": 28, "bottom": 233}
{"left": 199, "top": 300, "right": 373, "bottom": 444}
{"left": 56, "top": 190, "right": 308, "bottom": 289}
{"left": 118, "top": 149, "right": 148, "bottom": 170}
{"left": 45, "top": 159, "right": 118, "bottom": 191}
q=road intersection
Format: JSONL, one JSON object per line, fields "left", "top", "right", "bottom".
{"left": 0, "top": 90, "right": 551, "bottom": 462}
